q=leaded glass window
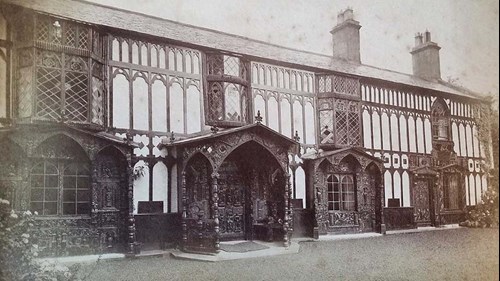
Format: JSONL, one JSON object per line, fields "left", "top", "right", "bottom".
{"left": 36, "top": 15, "right": 89, "bottom": 50}
{"left": 205, "top": 53, "right": 249, "bottom": 126}
{"left": 35, "top": 50, "right": 89, "bottom": 122}
{"left": 15, "top": 13, "right": 105, "bottom": 125}
{"left": 30, "top": 162, "right": 59, "bottom": 215}
{"left": 327, "top": 174, "right": 356, "bottom": 211}
{"left": 319, "top": 98, "right": 360, "bottom": 147}
{"left": 208, "top": 82, "right": 224, "bottom": 121}
{"left": 319, "top": 100, "right": 334, "bottom": 144}
{"left": 30, "top": 161, "right": 90, "bottom": 216}
{"left": 335, "top": 99, "right": 360, "bottom": 146}
{"left": 225, "top": 83, "right": 242, "bottom": 121}
{"left": 317, "top": 74, "right": 359, "bottom": 96}
{"left": 62, "top": 163, "right": 90, "bottom": 215}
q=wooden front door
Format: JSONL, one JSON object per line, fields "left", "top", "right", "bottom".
{"left": 217, "top": 161, "right": 249, "bottom": 240}
{"left": 412, "top": 177, "right": 435, "bottom": 226}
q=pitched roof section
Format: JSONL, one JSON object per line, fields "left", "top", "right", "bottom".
{"left": 301, "top": 147, "right": 383, "bottom": 163}
{"left": 6, "top": 0, "right": 484, "bottom": 100}
{"left": 161, "top": 122, "right": 298, "bottom": 147}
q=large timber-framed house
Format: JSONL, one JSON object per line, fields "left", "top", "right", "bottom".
{"left": 0, "top": 0, "right": 494, "bottom": 256}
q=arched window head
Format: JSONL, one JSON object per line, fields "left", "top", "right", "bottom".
{"left": 431, "top": 99, "right": 450, "bottom": 141}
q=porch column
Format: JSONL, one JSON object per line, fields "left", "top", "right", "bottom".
{"left": 283, "top": 173, "right": 292, "bottom": 247}
{"left": 435, "top": 172, "right": 442, "bottom": 226}
{"left": 126, "top": 162, "right": 138, "bottom": 254}
{"left": 380, "top": 183, "right": 386, "bottom": 234}
{"left": 211, "top": 172, "right": 220, "bottom": 252}
{"left": 181, "top": 171, "right": 188, "bottom": 250}
{"left": 313, "top": 167, "right": 320, "bottom": 239}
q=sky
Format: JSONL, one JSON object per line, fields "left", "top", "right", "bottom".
{"left": 88, "top": 0, "right": 499, "bottom": 100}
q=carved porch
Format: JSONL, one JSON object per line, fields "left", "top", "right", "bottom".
{"left": 161, "top": 123, "right": 299, "bottom": 253}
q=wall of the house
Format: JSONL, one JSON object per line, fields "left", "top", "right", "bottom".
{"left": 108, "top": 35, "right": 202, "bottom": 214}
{"left": 360, "top": 83, "right": 488, "bottom": 207}
{"left": 3, "top": 5, "right": 491, "bottom": 230}
{"left": 250, "top": 62, "right": 316, "bottom": 208}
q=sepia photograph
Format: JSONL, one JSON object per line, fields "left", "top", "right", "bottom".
{"left": 0, "top": 0, "right": 498, "bottom": 280}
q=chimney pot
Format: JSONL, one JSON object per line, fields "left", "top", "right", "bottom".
{"left": 344, "top": 8, "right": 354, "bottom": 20}
{"left": 337, "top": 12, "right": 344, "bottom": 24}
{"left": 425, "top": 30, "right": 431, "bottom": 42}
{"left": 415, "top": 33, "right": 423, "bottom": 46}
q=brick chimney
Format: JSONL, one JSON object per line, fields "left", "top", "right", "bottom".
{"left": 330, "top": 8, "right": 361, "bottom": 63}
{"left": 410, "top": 31, "right": 441, "bottom": 80}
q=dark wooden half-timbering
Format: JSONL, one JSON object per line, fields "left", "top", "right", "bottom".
{"left": 0, "top": 125, "right": 138, "bottom": 256}
{"left": 162, "top": 123, "right": 298, "bottom": 253}
{"left": 302, "top": 148, "right": 384, "bottom": 237}
{"left": 0, "top": 0, "right": 494, "bottom": 258}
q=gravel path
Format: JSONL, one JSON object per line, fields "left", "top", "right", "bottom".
{"left": 75, "top": 228, "right": 499, "bottom": 281}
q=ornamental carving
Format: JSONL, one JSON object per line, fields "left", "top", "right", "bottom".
{"left": 2, "top": 127, "right": 134, "bottom": 257}
{"left": 307, "top": 149, "right": 383, "bottom": 235}
{"left": 329, "top": 211, "right": 356, "bottom": 226}
{"left": 178, "top": 125, "right": 294, "bottom": 252}
{"left": 413, "top": 179, "right": 431, "bottom": 223}
{"left": 181, "top": 129, "right": 291, "bottom": 173}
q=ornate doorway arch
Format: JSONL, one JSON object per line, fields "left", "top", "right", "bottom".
{"left": 169, "top": 123, "right": 298, "bottom": 253}
{"left": 216, "top": 141, "right": 286, "bottom": 241}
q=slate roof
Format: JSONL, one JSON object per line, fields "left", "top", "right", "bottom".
{"left": 4, "top": 0, "right": 485, "bottom": 100}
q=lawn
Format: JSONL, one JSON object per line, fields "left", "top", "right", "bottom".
{"left": 75, "top": 228, "right": 499, "bottom": 281}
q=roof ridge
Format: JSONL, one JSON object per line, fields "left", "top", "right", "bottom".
{"left": 76, "top": 0, "right": 334, "bottom": 58}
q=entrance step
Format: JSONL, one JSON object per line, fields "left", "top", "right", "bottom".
{"left": 171, "top": 241, "right": 300, "bottom": 262}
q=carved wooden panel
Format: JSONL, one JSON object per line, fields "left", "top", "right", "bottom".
{"left": 218, "top": 160, "right": 247, "bottom": 239}
{"left": 32, "top": 218, "right": 100, "bottom": 257}
{"left": 329, "top": 211, "right": 356, "bottom": 226}
{"left": 413, "top": 178, "right": 431, "bottom": 224}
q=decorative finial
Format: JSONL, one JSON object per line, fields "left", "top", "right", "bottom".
{"left": 293, "top": 130, "right": 300, "bottom": 142}
{"left": 125, "top": 133, "right": 133, "bottom": 144}
{"left": 211, "top": 125, "right": 219, "bottom": 134}
{"left": 169, "top": 131, "right": 175, "bottom": 143}
{"left": 255, "top": 110, "right": 263, "bottom": 123}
